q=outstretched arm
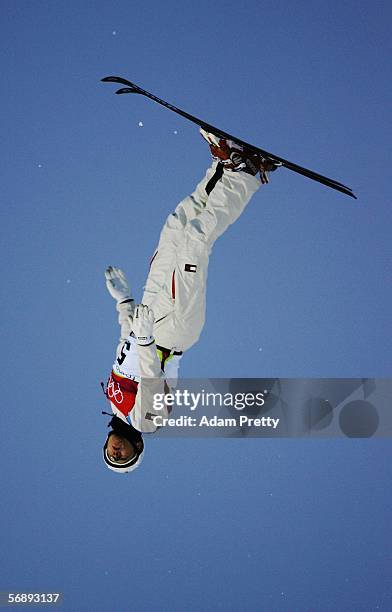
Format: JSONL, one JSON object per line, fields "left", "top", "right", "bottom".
{"left": 132, "top": 304, "right": 162, "bottom": 378}
{"left": 105, "top": 266, "right": 135, "bottom": 349}
{"left": 131, "top": 305, "right": 169, "bottom": 432}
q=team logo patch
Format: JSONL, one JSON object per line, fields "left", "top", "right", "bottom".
{"left": 184, "top": 264, "right": 197, "bottom": 273}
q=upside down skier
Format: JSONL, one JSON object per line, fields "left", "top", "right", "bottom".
{"left": 102, "top": 130, "right": 279, "bottom": 473}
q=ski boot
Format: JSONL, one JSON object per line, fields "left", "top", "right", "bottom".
{"left": 200, "top": 128, "right": 281, "bottom": 184}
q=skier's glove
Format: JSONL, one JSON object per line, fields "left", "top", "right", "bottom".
{"left": 105, "top": 266, "right": 132, "bottom": 303}
{"left": 133, "top": 304, "right": 155, "bottom": 346}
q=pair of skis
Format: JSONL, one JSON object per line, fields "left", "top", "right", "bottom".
{"left": 101, "top": 75, "right": 356, "bottom": 200}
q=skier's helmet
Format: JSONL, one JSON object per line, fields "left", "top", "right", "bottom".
{"left": 103, "top": 440, "right": 144, "bottom": 473}
{"left": 103, "top": 416, "right": 144, "bottom": 474}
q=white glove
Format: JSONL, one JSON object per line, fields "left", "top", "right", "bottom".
{"left": 132, "top": 304, "right": 155, "bottom": 346}
{"left": 105, "top": 266, "right": 132, "bottom": 303}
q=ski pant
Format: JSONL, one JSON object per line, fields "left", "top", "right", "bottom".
{"left": 142, "top": 161, "right": 261, "bottom": 352}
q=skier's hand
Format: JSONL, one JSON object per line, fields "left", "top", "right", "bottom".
{"left": 105, "top": 266, "right": 132, "bottom": 303}
{"left": 133, "top": 304, "right": 155, "bottom": 346}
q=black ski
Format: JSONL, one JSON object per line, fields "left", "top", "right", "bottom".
{"left": 101, "top": 76, "right": 356, "bottom": 200}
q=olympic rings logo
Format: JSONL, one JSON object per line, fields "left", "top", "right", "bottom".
{"left": 107, "top": 378, "right": 124, "bottom": 404}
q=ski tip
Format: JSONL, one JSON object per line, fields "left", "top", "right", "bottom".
{"left": 337, "top": 186, "right": 357, "bottom": 199}
{"left": 101, "top": 75, "right": 138, "bottom": 89}
{"left": 342, "top": 189, "right": 357, "bottom": 199}
{"left": 342, "top": 184, "right": 357, "bottom": 199}
{"left": 101, "top": 76, "right": 141, "bottom": 95}
{"left": 115, "top": 87, "right": 138, "bottom": 95}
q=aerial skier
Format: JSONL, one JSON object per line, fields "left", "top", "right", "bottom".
{"left": 101, "top": 130, "right": 279, "bottom": 473}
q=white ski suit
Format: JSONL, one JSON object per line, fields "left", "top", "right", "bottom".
{"left": 108, "top": 161, "right": 261, "bottom": 432}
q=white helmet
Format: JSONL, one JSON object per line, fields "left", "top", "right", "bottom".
{"left": 102, "top": 418, "right": 144, "bottom": 474}
{"left": 103, "top": 443, "right": 144, "bottom": 473}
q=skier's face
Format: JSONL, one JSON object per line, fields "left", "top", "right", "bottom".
{"left": 106, "top": 433, "right": 135, "bottom": 463}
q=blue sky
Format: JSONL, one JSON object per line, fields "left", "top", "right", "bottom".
{"left": 1, "top": 1, "right": 391, "bottom": 610}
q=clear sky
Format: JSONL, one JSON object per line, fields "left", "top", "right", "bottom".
{"left": 1, "top": 1, "right": 391, "bottom": 610}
